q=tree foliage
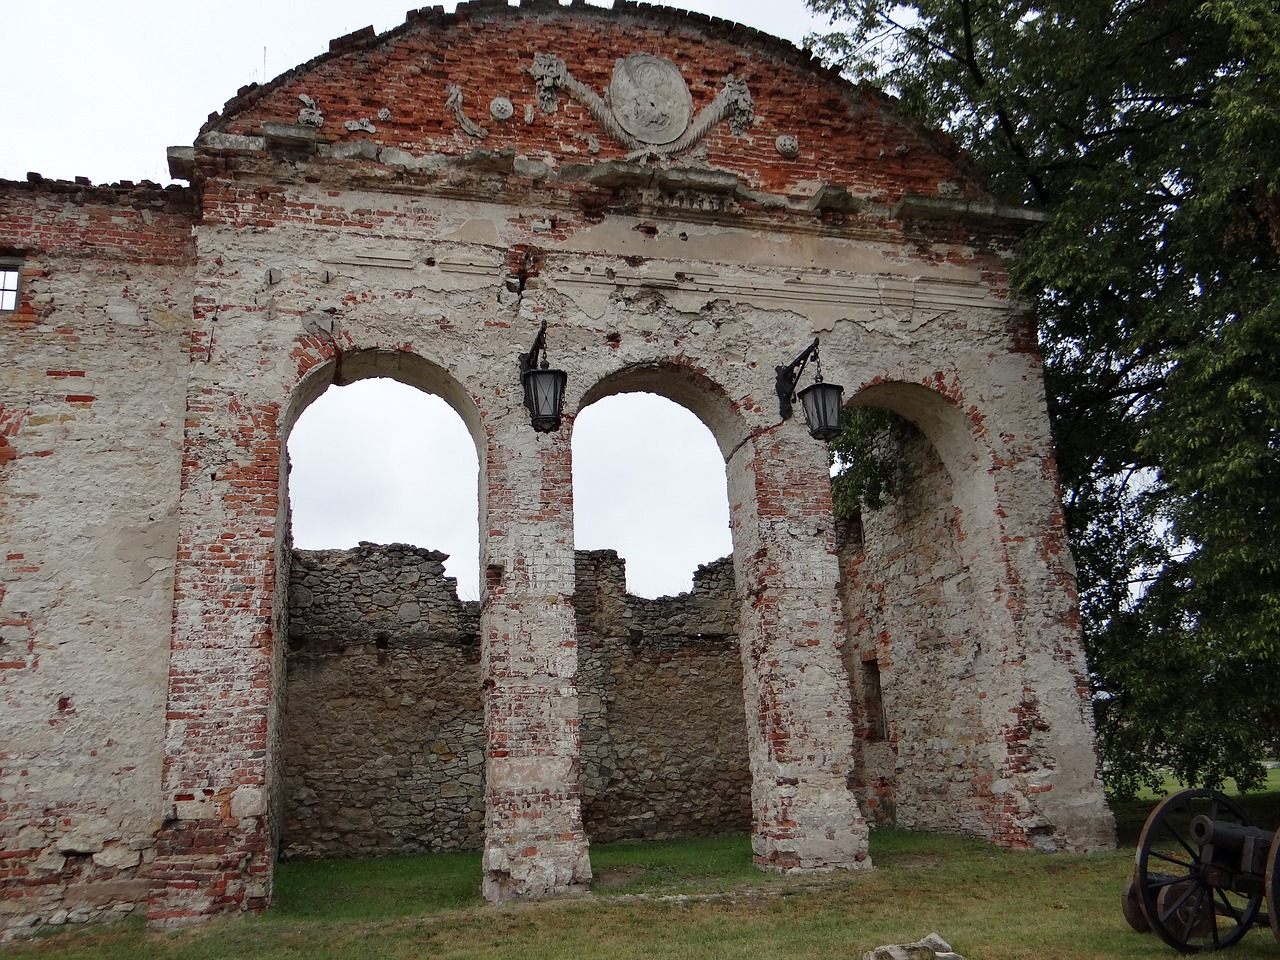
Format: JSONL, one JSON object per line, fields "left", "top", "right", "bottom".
{"left": 829, "top": 407, "right": 906, "bottom": 518}
{"left": 808, "top": 0, "right": 1280, "bottom": 796}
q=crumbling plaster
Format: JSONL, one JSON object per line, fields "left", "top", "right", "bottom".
{"left": 1, "top": 0, "right": 1113, "bottom": 939}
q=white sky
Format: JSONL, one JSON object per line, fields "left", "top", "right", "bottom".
{"left": 0, "top": 1, "right": 833, "bottom": 599}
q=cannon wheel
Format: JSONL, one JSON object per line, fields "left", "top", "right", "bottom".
{"left": 1136, "top": 787, "right": 1262, "bottom": 953}
{"left": 1267, "top": 824, "right": 1280, "bottom": 947}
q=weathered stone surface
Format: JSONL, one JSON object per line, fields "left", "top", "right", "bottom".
{"left": 282, "top": 545, "right": 749, "bottom": 858}
{"left": 863, "top": 933, "right": 962, "bottom": 960}
{"left": 0, "top": 0, "right": 1113, "bottom": 940}
{"left": 840, "top": 425, "right": 1113, "bottom": 853}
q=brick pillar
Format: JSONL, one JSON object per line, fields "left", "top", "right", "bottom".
{"left": 147, "top": 393, "right": 281, "bottom": 926}
{"left": 961, "top": 438, "right": 1116, "bottom": 852}
{"left": 728, "top": 424, "right": 870, "bottom": 872}
{"left": 479, "top": 419, "right": 591, "bottom": 900}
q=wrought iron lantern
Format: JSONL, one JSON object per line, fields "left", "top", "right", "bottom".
{"left": 520, "top": 319, "right": 567, "bottom": 432}
{"left": 775, "top": 337, "right": 844, "bottom": 441}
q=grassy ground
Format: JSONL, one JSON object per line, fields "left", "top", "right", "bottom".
{"left": 10, "top": 778, "right": 1280, "bottom": 960}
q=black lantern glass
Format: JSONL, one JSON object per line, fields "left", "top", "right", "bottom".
{"left": 797, "top": 380, "right": 845, "bottom": 441}
{"left": 522, "top": 364, "right": 568, "bottom": 433}
{"left": 520, "top": 320, "right": 567, "bottom": 432}
{"left": 775, "top": 336, "right": 845, "bottom": 442}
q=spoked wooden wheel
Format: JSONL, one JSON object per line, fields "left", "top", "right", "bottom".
{"left": 1136, "top": 788, "right": 1262, "bottom": 953}
{"left": 1267, "top": 824, "right": 1280, "bottom": 947}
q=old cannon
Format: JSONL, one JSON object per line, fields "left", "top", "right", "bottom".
{"left": 1123, "top": 788, "right": 1280, "bottom": 952}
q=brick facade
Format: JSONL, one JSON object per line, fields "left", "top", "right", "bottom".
{"left": 0, "top": 1, "right": 1112, "bottom": 939}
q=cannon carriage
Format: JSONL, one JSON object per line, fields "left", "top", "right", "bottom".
{"left": 1124, "top": 788, "right": 1280, "bottom": 952}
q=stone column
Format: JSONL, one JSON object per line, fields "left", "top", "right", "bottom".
{"left": 728, "top": 424, "right": 870, "bottom": 872}
{"left": 479, "top": 418, "right": 591, "bottom": 900}
{"left": 147, "top": 393, "right": 281, "bottom": 926}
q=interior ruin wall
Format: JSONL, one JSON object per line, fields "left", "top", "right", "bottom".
{"left": 282, "top": 544, "right": 749, "bottom": 859}
{"left": 839, "top": 424, "right": 996, "bottom": 836}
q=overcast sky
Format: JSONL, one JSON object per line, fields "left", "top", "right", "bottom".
{"left": 0, "top": 0, "right": 833, "bottom": 599}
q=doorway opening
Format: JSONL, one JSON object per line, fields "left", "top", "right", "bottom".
{"left": 571, "top": 390, "right": 749, "bottom": 845}
{"left": 280, "top": 373, "right": 484, "bottom": 860}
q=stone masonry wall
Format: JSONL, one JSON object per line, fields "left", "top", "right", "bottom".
{"left": 574, "top": 550, "right": 750, "bottom": 843}
{"left": 282, "top": 544, "right": 484, "bottom": 859}
{"left": 282, "top": 545, "right": 749, "bottom": 859}
{"left": 839, "top": 423, "right": 988, "bottom": 833}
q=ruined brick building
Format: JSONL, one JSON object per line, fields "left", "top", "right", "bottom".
{"left": 0, "top": 0, "right": 1114, "bottom": 938}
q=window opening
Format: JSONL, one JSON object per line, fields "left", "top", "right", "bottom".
{"left": 861, "top": 656, "right": 887, "bottom": 742}
{"left": 0, "top": 261, "right": 19, "bottom": 312}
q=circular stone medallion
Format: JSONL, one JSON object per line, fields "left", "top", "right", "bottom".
{"left": 490, "top": 96, "right": 515, "bottom": 122}
{"left": 609, "top": 54, "right": 693, "bottom": 145}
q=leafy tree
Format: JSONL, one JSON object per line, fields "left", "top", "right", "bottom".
{"left": 809, "top": 0, "right": 1280, "bottom": 797}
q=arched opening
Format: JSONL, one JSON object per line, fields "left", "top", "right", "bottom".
{"left": 833, "top": 382, "right": 995, "bottom": 835}
{"left": 288, "top": 378, "right": 479, "bottom": 596}
{"left": 572, "top": 393, "right": 731, "bottom": 598}
{"left": 569, "top": 379, "right": 750, "bottom": 847}
{"left": 274, "top": 353, "right": 486, "bottom": 861}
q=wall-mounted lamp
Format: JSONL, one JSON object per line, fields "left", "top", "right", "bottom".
{"left": 775, "top": 337, "right": 844, "bottom": 441}
{"left": 519, "top": 319, "right": 567, "bottom": 432}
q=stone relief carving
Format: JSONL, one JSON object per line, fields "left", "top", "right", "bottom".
{"left": 609, "top": 54, "right": 692, "bottom": 145}
{"left": 297, "top": 93, "right": 324, "bottom": 128}
{"left": 775, "top": 134, "right": 800, "bottom": 158}
{"left": 344, "top": 118, "right": 377, "bottom": 133}
{"left": 527, "top": 52, "right": 754, "bottom": 159}
{"left": 490, "top": 96, "right": 515, "bottom": 121}
{"left": 445, "top": 85, "right": 488, "bottom": 139}
{"left": 377, "top": 107, "right": 392, "bottom": 121}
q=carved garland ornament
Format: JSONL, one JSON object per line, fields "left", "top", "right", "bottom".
{"left": 445, "top": 85, "right": 488, "bottom": 139}
{"left": 528, "top": 53, "right": 754, "bottom": 159}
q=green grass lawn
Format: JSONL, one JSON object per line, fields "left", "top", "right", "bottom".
{"left": 10, "top": 779, "right": 1280, "bottom": 960}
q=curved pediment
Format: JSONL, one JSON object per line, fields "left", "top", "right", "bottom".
{"left": 192, "top": 1, "right": 987, "bottom": 213}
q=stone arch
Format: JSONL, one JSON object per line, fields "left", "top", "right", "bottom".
{"left": 575, "top": 358, "right": 869, "bottom": 872}
{"left": 282, "top": 348, "right": 486, "bottom": 460}
{"left": 576, "top": 360, "right": 751, "bottom": 461}
{"left": 275, "top": 348, "right": 487, "bottom": 861}
{"left": 838, "top": 379, "right": 994, "bottom": 833}
{"left": 837, "top": 377, "right": 1109, "bottom": 850}
{"left": 846, "top": 379, "right": 992, "bottom": 510}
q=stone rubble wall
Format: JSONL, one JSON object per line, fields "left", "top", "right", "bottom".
{"left": 282, "top": 544, "right": 484, "bottom": 859}
{"left": 282, "top": 544, "right": 750, "bottom": 859}
{"left": 574, "top": 550, "right": 751, "bottom": 843}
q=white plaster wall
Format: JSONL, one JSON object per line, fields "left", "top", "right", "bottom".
{"left": 0, "top": 249, "right": 190, "bottom": 925}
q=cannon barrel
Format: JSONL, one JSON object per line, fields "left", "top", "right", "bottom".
{"left": 1189, "top": 814, "right": 1275, "bottom": 853}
